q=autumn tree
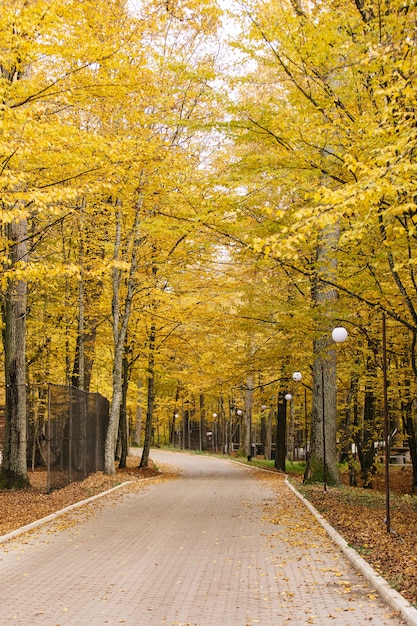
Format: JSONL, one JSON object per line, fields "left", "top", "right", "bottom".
{"left": 0, "top": 0, "right": 142, "bottom": 485}
{"left": 215, "top": 0, "right": 417, "bottom": 486}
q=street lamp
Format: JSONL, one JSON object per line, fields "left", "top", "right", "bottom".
{"left": 232, "top": 408, "right": 242, "bottom": 457}
{"left": 292, "top": 371, "right": 306, "bottom": 457}
{"left": 332, "top": 326, "right": 348, "bottom": 343}
{"left": 173, "top": 412, "right": 180, "bottom": 448}
{"left": 291, "top": 371, "right": 314, "bottom": 462}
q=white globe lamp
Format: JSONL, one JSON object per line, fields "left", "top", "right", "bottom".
{"left": 332, "top": 326, "right": 348, "bottom": 343}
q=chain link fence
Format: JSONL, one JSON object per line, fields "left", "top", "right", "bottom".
{"left": 0, "top": 383, "right": 109, "bottom": 492}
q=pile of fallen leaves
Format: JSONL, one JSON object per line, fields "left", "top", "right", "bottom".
{"left": 289, "top": 465, "right": 417, "bottom": 606}
{"left": 0, "top": 457, "right": 160, "bottom": 537}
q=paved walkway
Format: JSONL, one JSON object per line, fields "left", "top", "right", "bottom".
{"left": 0, "top": 451, "right": 411, "bottom": 625}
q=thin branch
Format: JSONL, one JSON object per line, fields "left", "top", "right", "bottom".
{"left": 37, "top": 167, "right": 102, "bottom": 189}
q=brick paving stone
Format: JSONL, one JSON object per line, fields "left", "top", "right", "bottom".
{"left": 0, "top": 450, "right": 409, "bottom": 625}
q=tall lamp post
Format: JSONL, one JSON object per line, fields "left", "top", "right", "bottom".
{"left": 285, "top": 393, "right": 292, "bottom": 463}
{"left": 235, "top": 408, "right": 242, "bottom": 455}
{"left": 292, "top": 371, "right": 307, "bottom": 459}
{"left": 174, "top": 413, "right": 179, "bottom": 447}
{"left": 212, "top": 413, "right": 217, "bottom": 453}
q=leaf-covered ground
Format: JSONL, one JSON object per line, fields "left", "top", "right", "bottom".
{"left": 288, "top": 466, "right": 417, "bottom": 607}
{"left": 0, "top": 457, "right": 161, "bottom": 537}
{"left": 0, "top": 457, "right": 416, "bottom": 608}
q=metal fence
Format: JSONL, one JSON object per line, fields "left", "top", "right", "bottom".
{"left": 0, "top": 383, "right": 109, "bottom": 492}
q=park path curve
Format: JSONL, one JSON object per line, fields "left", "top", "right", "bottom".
{"left": 0, "top": 450, "right": 408, "bottom": 625}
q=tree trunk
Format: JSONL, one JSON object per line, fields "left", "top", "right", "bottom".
{"left": 341, "top": 374, "right": 359, "bottom": 486}
{"left": 118, "top": 352, "right": 130, "bottom": 469}
{"left": 71, "top": 205, "right": 102, "bottom": 392}
{"left": 275, "top": 393, "right": 286, "bottom": 471}
{"left": 72, "top": 277, "right": 85, "bottom": 390}
{"left": 104, "top": 202, "right": 141, "bottom": 475}
{"left": 140, "top": 324, "right": 156, "bottom": 468}
{"left": 200, "top": 394, "right": 207, "bottom": 451}
{"left": 305, "top": 224, "right": 341, "bottom": 486}
{"left": 169, "top": 382, "right": 180, "bottom": 446}
{"left": 265, "top": 404, "right": 274, "bottom": 460}
{"left": 356, "top": 380, "right": 377, "bottom": 488}
{"left": 105, "top": 346, "right": 126, "bottom": 474}
{"left": 243, "top": 376, "right": 254, "bottom": 460}
{"left": 403, "top": 395, "right": 417, "bottom": 492}
{"left": 404, "top": 413, "right": 417, "bottom": 492}
{"left": 307, "top": 345, "right": 340, "bottom": 486}
{"left": 72, "top": 203, "right": 86, "bottom": 391}
{"left": 1, "top": 219, "right": 29, "bottom": 488}
{"left": 132, "top": 377, "right": 143, "bottom": 447}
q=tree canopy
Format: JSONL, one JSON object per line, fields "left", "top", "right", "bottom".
{"left": 1, "top": 0, "right": 417, "bottom": 486}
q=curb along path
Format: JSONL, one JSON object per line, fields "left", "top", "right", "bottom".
{"left": 0, "top": 450, "right": 412, "bottom": 625}
{"left": 285, "top": 478, "right": 417, "bottom": 626}
{"left": 0, "top": 481, "right": 136, "bottom": 545}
